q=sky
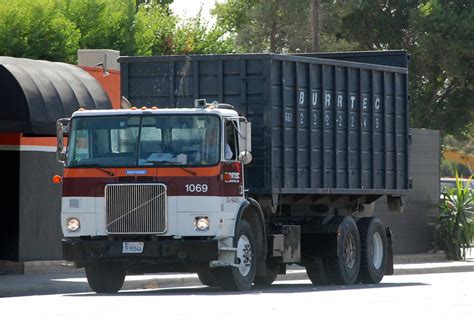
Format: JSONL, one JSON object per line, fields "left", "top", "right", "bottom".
{"left": 170, "top": 0, "right": 222, "bottom": 22}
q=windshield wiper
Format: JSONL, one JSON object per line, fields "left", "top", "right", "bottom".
{"left": 150, "top": 161, "right": 197, "bottom": 176}
{"left": 70, "top": 164, "right": 115, "bottom": 177}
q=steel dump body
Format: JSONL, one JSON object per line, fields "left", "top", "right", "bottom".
{"left": 118, "top": 52, "right": 410, "bottom": 199}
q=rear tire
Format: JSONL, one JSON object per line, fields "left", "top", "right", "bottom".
{"left": 357, "top": 217, "right": 388, "bottom": 284}
{"left": 85, "top": 262, "right": 126, "bottom": 293}
{"left": 253, "top": 264, "right": 280, "bottom": 286}
{"left": 323, "top": 216, "right": 361, "bottom": 285}
{"left": 305, "top": 258, "right": 330, "bottom": 285}
{"left": 217, "top": 219, "right": 256, "bottom": 291}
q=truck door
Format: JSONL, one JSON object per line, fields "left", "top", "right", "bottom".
{"left": 222, "top": 119, "right": 243, "bottom": 199}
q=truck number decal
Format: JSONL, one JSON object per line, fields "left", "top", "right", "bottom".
{"left": 185, "top": 184, "right": 208, "bottom": 193}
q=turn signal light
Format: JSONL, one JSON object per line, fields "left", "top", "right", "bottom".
{"left": 52, "top": 175, "right": 62, "bottom": 184}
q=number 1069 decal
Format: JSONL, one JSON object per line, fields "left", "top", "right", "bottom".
{"left": 185, "top": 184, "right": 208, "bottom": 193}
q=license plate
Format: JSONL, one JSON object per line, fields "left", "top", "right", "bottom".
{"left": 122, "top": 242, "right": 144, "bottom": 254}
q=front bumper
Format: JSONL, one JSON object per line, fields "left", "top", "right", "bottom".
{"left": 62, "top": 238, "right": 218, "bottom": 264}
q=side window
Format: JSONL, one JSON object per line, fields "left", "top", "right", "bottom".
{"left": 224, "top": 120, "right": 237, "bottom": 161}
{"left": 75, "top": 130, "right": 90, "bottom": 159}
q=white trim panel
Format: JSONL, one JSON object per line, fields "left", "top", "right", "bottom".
{"left": 0, "top": 145, "right": 56, "bottom": 152}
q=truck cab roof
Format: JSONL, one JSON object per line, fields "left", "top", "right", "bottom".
{"left": 71, "top": 106, "right": 240, "bottom": 119}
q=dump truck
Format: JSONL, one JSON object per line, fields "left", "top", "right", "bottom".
{"left": 56, "top": 51, "right": 411, "bottom": 292}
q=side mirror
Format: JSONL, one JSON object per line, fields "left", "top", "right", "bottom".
{"left": 238, "top": 151, "right": 253, "bottom": 165}
{"left": 238, "top": 119, "right": 252, "bottom": 164}
{"left": 56, "top": 118, "right": 70, "bottom": 164}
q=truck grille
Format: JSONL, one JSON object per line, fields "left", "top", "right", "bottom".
{"left": 105, "top": 184, "right": 167, "bottom": 234}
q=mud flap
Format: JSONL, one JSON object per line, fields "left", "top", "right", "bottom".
{"left": 385, "top": 227, "right": 394, "bottom": 275}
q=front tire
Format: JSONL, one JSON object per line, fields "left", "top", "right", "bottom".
{"left": 253, "top": 264, "right": 280, "bottom": 286}
{"left": 85, "top": 262, "right": 126, "bottom": 293}
{"left": 217, "top": 219, "right": 256, "bottom": 291}
{"left": 197, "top": 269, "right": 219, "bottom": 287}
{"left": 357, "top": 217, "right": 388, "bottom": 284}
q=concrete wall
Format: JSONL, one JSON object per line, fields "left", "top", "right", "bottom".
{"left": 18, "top": 151, "right": 63, "bottom": 261}
{"left": 374, "top": 128, "right": 440, "bottom": 254}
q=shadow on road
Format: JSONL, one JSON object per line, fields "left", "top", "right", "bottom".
{"left": 66, "top": 281, "right": 428, "bottom": 297}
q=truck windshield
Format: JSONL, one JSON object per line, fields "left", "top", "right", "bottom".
{"left": 66, "top": 114, "right": 221, "bottom": 167}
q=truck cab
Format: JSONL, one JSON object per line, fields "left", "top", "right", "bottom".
{"left": 57, "top": 100, "right": 258, "bottom": 292}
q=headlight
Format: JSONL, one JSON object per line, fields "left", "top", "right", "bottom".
{"left": 194, "top": 217, "right": 209, "bottom": 231}
{"left": 66, "top": 217, "right": 80, "bottom": 232}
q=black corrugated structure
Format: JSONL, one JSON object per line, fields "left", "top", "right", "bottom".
{"left": 119, "top": 51, "right": 411, "bottom": 201}
{"left": 0, "top": 56, "right": 111, "bottom": 135}
{"left": 0, "top": 57, "right": 112, "bottom": 264}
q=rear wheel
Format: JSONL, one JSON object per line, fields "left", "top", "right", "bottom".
{"left": 323, "top": 216, "right": 361, "bottom": 285}
{"left": 85, "top": 262, "right": 126, "bottom": 293}
{"left": 305, "top": 258, "right": 330, "bottom": 285}
{"left": 357, "top": 217, "right": 388, "bottom": 284}
{"left": 253, "top": 264, "right": 280, "bottom": 286}
{"left": 217, "top": 219, "right": 256, "bottom": 291}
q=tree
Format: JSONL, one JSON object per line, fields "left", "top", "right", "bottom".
{"left": 0, "top": 0, "right": 79, "bottom": 63}
{"left": 409, "top": 0, "right": 474, "bottom": 138}
{"left": 134, "top": 4, "right": 236, "bottom": 56}
{"left": 311, "top": 0, "right": 321, "bottom": 52}
{"left": 339, "top": 0, "right": 474, "bottom": 138}
{"left": 213, "top": 0, "right": 311, "bottom": 53}
{"left": 62, "top": 0, "right": 137, "bottom": 55}
{"left": 213, "top": 0, "right": 356, "bottom": 53}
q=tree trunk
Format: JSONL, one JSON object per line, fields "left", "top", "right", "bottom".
{"left": 270, "top": 19, "right": 278, "bottom": 52}
{"left": 311, "top": 0, "right": 321, "bottom": 52}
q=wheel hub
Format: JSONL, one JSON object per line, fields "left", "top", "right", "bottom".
{"left": 344, "top": 232, "right": 356, "bottom": 269}
{"left": 371, "top": 232, "right": 384, "bottom": 269}
{"left": 236, "top": 234, "right": 252, "bottom": 276}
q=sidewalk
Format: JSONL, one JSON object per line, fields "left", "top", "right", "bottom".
{"left": 1, "top": 250, "right": 473, "bottom": 298}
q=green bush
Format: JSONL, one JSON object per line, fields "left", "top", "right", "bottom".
{"left": 435, "top": 173, "right": 473, "bottom": 260}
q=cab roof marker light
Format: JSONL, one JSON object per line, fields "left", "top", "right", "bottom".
{"left": 194, "top": 99, "right": 207, "bottom": 108}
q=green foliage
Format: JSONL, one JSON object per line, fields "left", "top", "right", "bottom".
{"left": 133, "top": 4, "right": 176, "bottom": 55}
{"left": 409, "top": 1, "right": 474, "bottom": 138}
{"left": 135, "top": 4, "right": 236, "bottom": 56}
{"left": 341, "top": 0, "right": 422, "bottom": 50}
{"left": 213, "top": 0, "right": 312, "bottom": 53}
{"left": 338, "top": 0, "right": 474, "bottom": 138}
{"left": 62, "top": 0, "right": 137, "bottom": 55}
{"left": 0, "top": 0, "right": 234, "bottom": 61}
{"left": 0, "top": 0, "right": 80, "bottom": 63}
{"left": 435, "top": 173, "right": 473, "bottom": 260}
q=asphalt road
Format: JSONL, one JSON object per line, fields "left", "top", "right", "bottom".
{"left": 1, "top": 271, "right": 473, "bottom": 318}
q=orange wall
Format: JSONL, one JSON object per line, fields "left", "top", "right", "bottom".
{"left": 80, "top": 66, "right": 121, "bottom": 109}
{"left": 0, "top": 133, "right": 57, "bottom": 147}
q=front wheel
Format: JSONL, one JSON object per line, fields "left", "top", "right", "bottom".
{"left": 253, "top": 264, "right": 280, "bottom": 286}
{"left": 85, "top": 262, "right": 126, "bottom": 293}
{"left": 217, "top": 219, "right": 256, "bottom": 291}
{"left": 197, "top": 269, "right": 219, "bottom": 287}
